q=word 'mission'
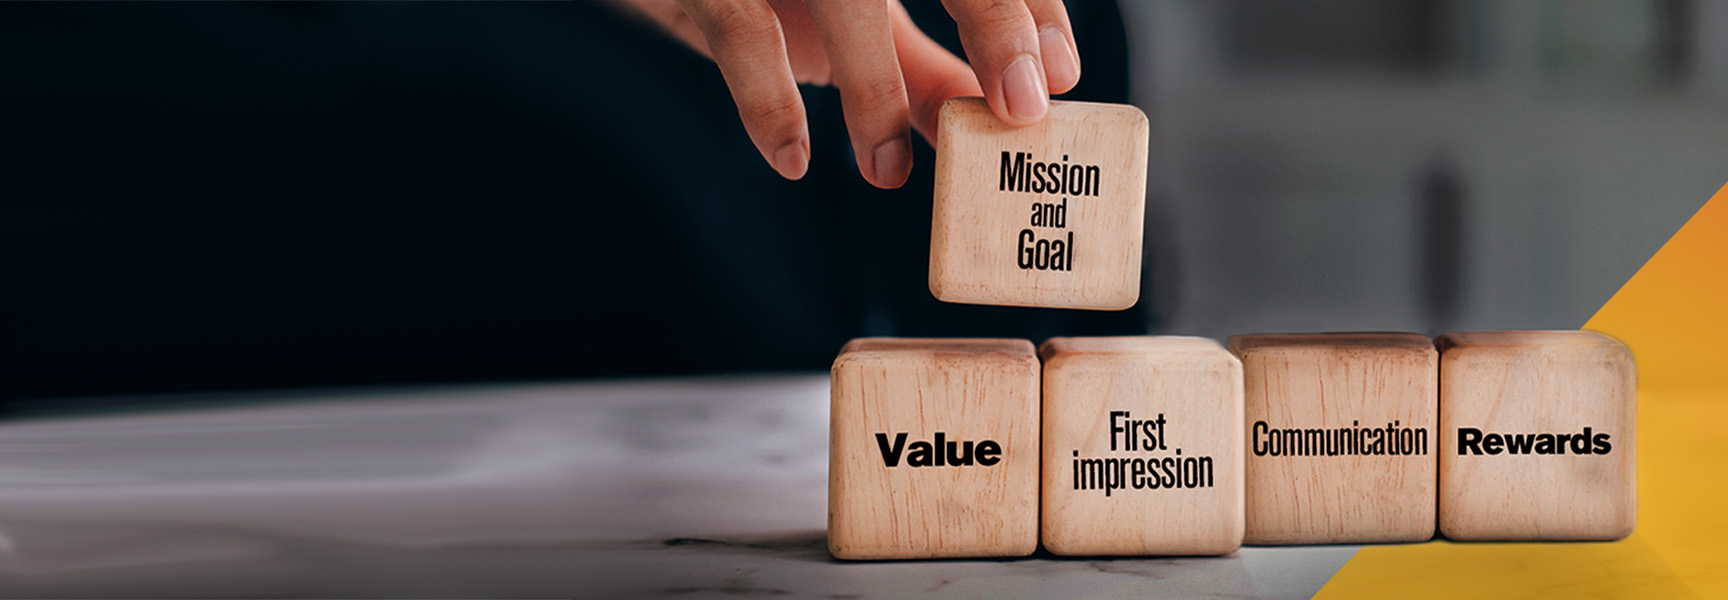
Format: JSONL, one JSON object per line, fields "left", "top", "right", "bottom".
{"left": 998, "top": 151, "right": 1101, "bottom": 272}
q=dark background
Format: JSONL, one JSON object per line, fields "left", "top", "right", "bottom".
{"left": 2, "top": 2, "right": 1142, "bottom": 403}
{"left": 8, "top": 1, "right": 1724, "bottom": 407}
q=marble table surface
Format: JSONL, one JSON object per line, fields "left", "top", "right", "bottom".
{"left": 0, "top": 375, "right": 1358, "bottom": 598}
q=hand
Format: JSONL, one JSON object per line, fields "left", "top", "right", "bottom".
{"left": 619, "top": 0, "right": 1081, "bottom": 189}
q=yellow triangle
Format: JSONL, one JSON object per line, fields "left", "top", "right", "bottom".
{"left": 1316, "top": 182, "right": 1728, "bottom": 599}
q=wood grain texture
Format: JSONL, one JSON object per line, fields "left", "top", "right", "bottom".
{"left": 929, "top": 97, "right": 1148, "bottom": 310}
{"left": 1040, "top": 336, "right": 1245, "bottom": 556}
{"left": 828, "top": 338, "right": 1040, "bottom": 559}
{"left": 1230, "top": 333, "right": 1438, "bottom": 545}
{"left": 1437, "top": 331, "right": 1636, "bottom": 541}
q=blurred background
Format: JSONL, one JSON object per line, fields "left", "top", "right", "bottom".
{"left": 1130, "top": 0, "right": 1727, "bottom": 340}
{"left": 3, "top": 0, "right": 1723, "bottom": 403}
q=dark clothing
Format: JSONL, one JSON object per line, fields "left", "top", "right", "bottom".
{"left": 1, "top": 2, "right": 1142, "bottom": 403}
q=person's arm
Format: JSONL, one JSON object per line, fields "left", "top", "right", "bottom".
{"left": 616, "top": 0, "right": 1080, "bottom": 189}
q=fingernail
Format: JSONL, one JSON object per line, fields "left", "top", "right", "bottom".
{"left": 872, "top": 137, "right": 910, "bottom": 188}
{"left": 1039, "top": 27, "right": 1080, "bottom": 92}
{"left": 775, "top": 140, "right": 808, "bottom": 180}
{"left": 1003, "top": 55, "right": 1047, "bottom": 124}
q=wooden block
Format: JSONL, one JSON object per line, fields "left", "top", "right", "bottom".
{"left": 1437, "top": 331, "right": 1636, "bottom": 541}
{"left": 1229, "top": 333, "right": 1439, "bottom": 545}
{"left": 827, "top": 338, "right": 1040, "bottom": 559}
{"left": 929, "top": 97, "right": 1149, "bottom": 310}
{"left": 1040, "top": 336, "right": 1245, "bottom": 556}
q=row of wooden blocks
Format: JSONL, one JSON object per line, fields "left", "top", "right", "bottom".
{"left": 828, "top": 332, "right": 1635, "bottom": 559}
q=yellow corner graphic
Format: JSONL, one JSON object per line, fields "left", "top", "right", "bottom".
{"left": 1315, "top": 182, "right": 1728, "bottom": 599}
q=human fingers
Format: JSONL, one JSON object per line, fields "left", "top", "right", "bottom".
{"left": 888, "top": 1, "right": 981, "bottom": 142}
{"left": 764, "top": 0, "right": 832, "bottom": 85}
{"left": 805, "top": 0, "right": 911, "bottom": 188}
{"left": 676, "top": 0, "right": 810, "bottom": 179}
{"left": 621, "top": 0, "right": 832, "bottom": 84}
{"left": 1022, "top": 0, "right": 1079, "bottom": 93}
{"left": 937, "top": 0, "right": 1046, "bottom": 126}
{"left": 618, "top": 0, "right": 712, "bottom": 57}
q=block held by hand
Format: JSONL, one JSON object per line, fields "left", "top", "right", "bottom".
{"left": 930, "top": 98, "right": 1149, "bottom": 310}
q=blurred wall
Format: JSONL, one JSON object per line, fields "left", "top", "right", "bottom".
{"left": 1124, "top": 0, "right": 1728, "bottom": 338}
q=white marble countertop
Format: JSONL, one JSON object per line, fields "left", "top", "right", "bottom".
{"left": 0, "top": 375, "right": 1357, "bottom": 598}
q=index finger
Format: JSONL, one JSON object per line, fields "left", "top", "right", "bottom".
{"left": 805, "top": 0, "right": 913, "bottom": 189}
{"left": 889, "top": 0, "right": 982, "bottom": 142}
{"left": 677, "top": 0, "right": 811, "bottom": 180}
{"left": 939, "top": 0, "right": 1047, "bottom": 126}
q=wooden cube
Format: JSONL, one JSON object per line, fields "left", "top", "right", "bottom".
{"left": 827, "top": 338, "right": 1040, "bottom": 559}
{"left": 1437, "top": 331, "right": 1636, "bottom": 541}
{"left": 1040, "top": 336, "right": 1245, "bottom": 556}
{"left": 1229, "top": 333, "right": 1439, "bottom": 545}
{"left": 929, "top": 97, "right": 1149, "bottom": 310}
